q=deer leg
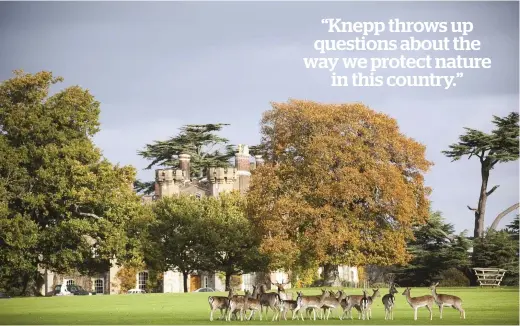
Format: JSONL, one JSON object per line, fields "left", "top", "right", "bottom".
{"left": 439, "top": 305, "right": 443, "bottom": 319}
{"left": 427, "top": 305, "right": 433, "bottom": 320}
{"left": 414, "top": 308, "right": 418, "bottom": 321}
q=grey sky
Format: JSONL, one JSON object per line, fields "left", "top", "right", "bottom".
{"left": 0, "top": 1, "right": 518, "bottom": 233}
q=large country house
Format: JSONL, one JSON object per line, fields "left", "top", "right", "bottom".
{"left": 39, "top": 145, "right": 359, "bottom": 295}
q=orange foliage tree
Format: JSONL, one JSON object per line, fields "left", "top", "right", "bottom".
{"left": 247, "top": 100, "right": 433, "bottom": 280}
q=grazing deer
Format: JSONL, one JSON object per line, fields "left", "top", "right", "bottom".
{"left": 382, "top": 284, "right": 399, "bottom": 320}
{"left": 321, "top": 290, "right": 347, "bottom": 320}
{"left": 402, "top": 287, "right": 434, "bottom": 321}
{"left": 294, "top": 289, "right": 330, "bottom": 321}
{"left": 244, "top": 289, "right": 262, "bottom": 321}
{"left": 430, "top": 282, "right": 465, "bottom": 319}
{"left": 208, "top": 288, "right": 234, "bottom": 321}
{"left": 258, "top": 283, "right": 282, "bottom": 321}
{"left": 360, "top": 290, "right": 370, "bottom": 320}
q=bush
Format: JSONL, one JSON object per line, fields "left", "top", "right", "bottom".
{"left": 438, "top": 268, "right": 470, "bottom": 287}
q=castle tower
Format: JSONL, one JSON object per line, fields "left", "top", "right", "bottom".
{"left": 235, "top": 144, "right": 251, "bottom": 194}
{"left": 155, "top": 168, "right": 184, "bottom": 198}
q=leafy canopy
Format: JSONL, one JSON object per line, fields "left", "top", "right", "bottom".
{"left": 247, "top": 100, "right": 433, "bottom": 271}
{"left": 0, "top": 71, "right": 145, "bottom": 294}
{"left": 443, "top": 112, "right": 519, "bottom": 163}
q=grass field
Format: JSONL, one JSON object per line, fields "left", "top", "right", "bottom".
{"left": 0, "top": 287, "right": 518, "bottom": 325}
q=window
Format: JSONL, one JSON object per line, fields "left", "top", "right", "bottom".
{"left": 66, "top": 280, "right": 75, "bottom": 286}
{"left": 138, "top": 272, "right": 149, "bottom": 291}
{"left": 94, "top": 279, "right": 104, "bottom": 294}
{"left": 204, "top": 276, "right": 208, "bottom": 288}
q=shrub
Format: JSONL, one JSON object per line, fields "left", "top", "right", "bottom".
{"left": 438, "top": 268, "right": 470, "bottom": 287}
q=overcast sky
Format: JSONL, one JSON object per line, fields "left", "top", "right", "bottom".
{"left": 0, "top": 1, "right": 518, "bottom": 233}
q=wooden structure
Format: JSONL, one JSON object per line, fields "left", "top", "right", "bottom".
{"left": 473, "top": 268, "right": 507, "bottom": 287}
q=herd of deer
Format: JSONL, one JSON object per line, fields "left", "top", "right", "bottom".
{"left": 208, "top": 281, "right": 466, "bottom": 322}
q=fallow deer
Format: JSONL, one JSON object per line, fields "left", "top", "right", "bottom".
{"left": 244, "top": 289, "right": 262, "bottom": 321}
{"left": 402, "top": 287, "right": 434, "bottom": 320}
{"left": 321, "top": 290, "right": 347, "bottom": 320}
{"left": 430, "top": 282, "right": 465, "bottom": 319}
{"left": 339, "top": 293, "right": 352, "bottom": 320}
{"left": 344, "top": 288, "right": 381, "bottom": 319}
{"left": 382, "top": 284, "right": 399, "bottom": 320}
{"left": 208, "top": 288, "right": 233, "bottom": 321}
{"left": 279, "top": 298, "right": 300, "bottom": 320}
{"left": 293, "top": 289, "right": 330, "bottom": 321}
{"left": 226, "top": 290, "right": 247, "bottom": 322}
{"left": 272, "top": 279, "right": 292, "bottom": 300}
{"left": 360, "top": 290, "right": 370, "bottom": 320}
{"left": 258, "top": 283, "right": 282, "bottom": 321}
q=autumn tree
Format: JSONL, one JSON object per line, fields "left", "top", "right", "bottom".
{"left": 0, "top": 71, "right": 145, "bottom": 295}
{"left": 136, "top": 124, "right": 235, "bottom": 194}
{"left": 247, "top": 100, "right": 433, "bottom": 283}
{"left": 443, "top": 112, "right": 519, "bottom": 238}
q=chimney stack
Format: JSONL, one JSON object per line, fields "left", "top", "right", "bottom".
{"left": 255, "top": 155, "right": 265, "bottom": 167}
{"left": 179, "top": 154, "right": 191, "bottom": 180}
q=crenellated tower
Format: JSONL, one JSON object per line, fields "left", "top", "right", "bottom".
{"left": 154, "top": 145, "right": 263, "bottom": 199}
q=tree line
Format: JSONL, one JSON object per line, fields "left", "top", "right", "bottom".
{"left": 1, "top": 71, "right": 517, "bottom": 295}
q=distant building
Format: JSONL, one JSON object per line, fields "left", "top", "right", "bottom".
{"left": 39, "top": 145, "right": 359, "bottom": 295}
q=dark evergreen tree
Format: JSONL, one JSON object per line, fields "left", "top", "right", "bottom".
{"left": 443, "top": 112, "right": 519, "bottom": 238}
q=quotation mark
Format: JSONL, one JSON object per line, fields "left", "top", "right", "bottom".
{"left": 321, "top": 18, "right": 333, "bottom": 24}
{"left": 456, "top": 72, "right": 463, "bottom": 78}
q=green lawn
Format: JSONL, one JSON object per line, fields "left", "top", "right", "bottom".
{"left": 0, "top": 287, "right": 518, "bottom": 324}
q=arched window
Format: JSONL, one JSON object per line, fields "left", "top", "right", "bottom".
{"left": 66, "top": 280, "right": 75, "bottom": 286}
{"left": 138, "top": 272, "right": 149, "bottom": 291}
{"left": 94, "top": 279, "right": 104, "bottom": 294}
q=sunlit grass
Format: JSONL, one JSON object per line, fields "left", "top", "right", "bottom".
{"left": 0, "top": 287, "right": 518, "bottom": 324}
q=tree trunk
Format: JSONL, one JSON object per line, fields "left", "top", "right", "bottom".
{"left": 322, "top": 264, "right": 337, "bottom": 286}
{"left": 182, "top": 272, "right": 189, "bottom": 293}
{"left": 21, "top": 273, "right": 30, "bottom": 296}
{"left": 474, "top": 163, "right": 490, "bottom": 238}
{"left": 225, "top": 272, "right": 232, "bottom": 291}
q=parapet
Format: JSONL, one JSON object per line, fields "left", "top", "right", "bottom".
{"left": 208, "top": 167, "right": 237, "bottom": 184}
{"left": 155, "top": 168, "right": 184, "bottom": 183}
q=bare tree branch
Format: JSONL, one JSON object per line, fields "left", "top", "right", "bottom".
{"left": 74, "top": 204, "right": 103, "bottom": 219}
{"left": 486, "top": 185, "right": 500, "bottom": 197}
{"left": 467, "top": 206, "right": 477, "bottom": 212}
{"left": 490, "top": 203, "right": 520, "bottom": 231}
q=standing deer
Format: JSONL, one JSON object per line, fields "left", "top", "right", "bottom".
{"left": 272, "top": 279, "right": 292, "bottom": 300}
{"left": 430, "top": 282, "right": 465, "bottom": 319}
{"left": 226, "top": 290, "right": 247, "bottom": 322}
{"left": 244, "top": 289, "right": 262, "bottom": 321}
{"left": 345, "top": 288, "right": 381, "bottom": 320}
{"left": 279, "top": 297, "right": 300, "bottom": 321}
{"left": 208, "top": 288, "right": 234, "bottom": 321}
{"left": 293, "top": 289, "right": 330, "bottom": 321}
{"left": 321, "top": 290, "right": 347, "bottom": 320}
{"left": 402, "top": 287, "right": 434, "bottom": 321}
{"left": 382, "top": 284, "right": 399, "bottom": 320}
{"left": 339, "top": 293, "right": 352, "bottom": 320}
{"left": 258, "top": 283, "right": 282, "bottom": 321}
